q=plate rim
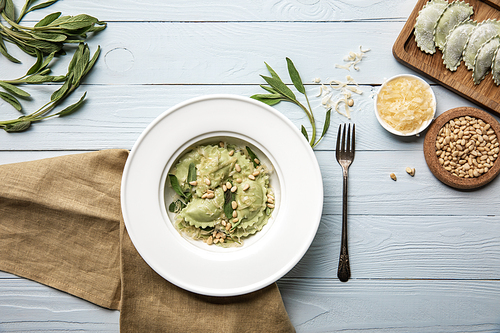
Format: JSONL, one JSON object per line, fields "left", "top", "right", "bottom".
{"left": 121, "top": 94, "right": 324, "bottom": 296}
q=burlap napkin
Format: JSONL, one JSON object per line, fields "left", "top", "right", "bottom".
{"left": 0, "top": 149, "right": 294, "bottom": 332}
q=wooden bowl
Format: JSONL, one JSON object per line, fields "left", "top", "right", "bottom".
{"left": 423, "top": 107, "right": 500, "bottom": 190}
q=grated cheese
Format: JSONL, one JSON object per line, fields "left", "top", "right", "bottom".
{"left": 376, "top": 76, "right": 435, "bottom": 134}
{"left": 335, "top": 46, "right": 371, "bottom": 71}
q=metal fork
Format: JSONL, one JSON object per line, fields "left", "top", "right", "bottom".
{"left": 336, "top": 123, "right": 355, "bottom": 282}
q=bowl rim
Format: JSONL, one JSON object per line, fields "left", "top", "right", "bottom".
{"left": 423, "top": 106, "right": 500, "bottom": 190}
{"left": 374, "top": 73, "right": 436, "bottom": 136}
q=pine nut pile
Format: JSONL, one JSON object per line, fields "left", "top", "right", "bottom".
{"left": 435, "top": 116, "right": 499, "bottom": 178}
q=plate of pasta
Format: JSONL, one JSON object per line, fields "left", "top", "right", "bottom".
{"left": 121, "top": 94, "right": 323, "bottom": 296}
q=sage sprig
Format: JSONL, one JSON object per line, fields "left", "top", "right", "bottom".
{"left": 251, "top": 58, "right": 331, "bottom": 148}
{"left": 0, "top": 0, "right": 106, "bottom": 62}
{"left": 0, "top": 43, "right": 101, "bottom": 132}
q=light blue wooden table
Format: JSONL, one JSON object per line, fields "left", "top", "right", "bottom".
{"left": 1, "top": 0, "right": 500, "bottom": 331}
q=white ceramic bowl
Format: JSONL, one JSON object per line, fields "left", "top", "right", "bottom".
{"left": 374, "top": 74, "right": 436, "bottom": 136}
{"left": 121, "top": 94, "right": 323, "bottom": 296}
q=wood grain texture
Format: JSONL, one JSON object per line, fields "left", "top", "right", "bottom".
{"left": 1, "top": 0, "right": 500, "bottom": 331}
{"left": 11, "top": 0, "right": 416, "bottom": 22}
{"left": 393, "top": 0, "right": 500, "bottom": 116}
{"left": 278, "top": 278, "right": 500, "bottom": 332}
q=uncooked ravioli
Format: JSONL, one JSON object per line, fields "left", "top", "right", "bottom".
{"left": 463, "top": 20, "right": 500, "bottom": 70}
{"left": 442, "top": 19, "right": 476, "bottom": 71}
{"left": 434, "top": 1, "right": 473, "bottom": 51}
{"left": 473, "top": 36, "right": 500, "bottom": 85}
{"left": 414, "top": 0, "right": 449, "bottom": 54}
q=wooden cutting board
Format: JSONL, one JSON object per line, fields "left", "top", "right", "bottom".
{"left": 393, "top": 0, "right": 500, "bottom": 116}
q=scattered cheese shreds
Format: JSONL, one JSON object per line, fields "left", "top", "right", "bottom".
{"left": 376, "top": 76, "right": 435, "bottom": 134}
{"left": 315, "top": 76, "right": 363, "bottom": 119}
{"left": 335, "top": 46, "right": 371, "bottom": 71}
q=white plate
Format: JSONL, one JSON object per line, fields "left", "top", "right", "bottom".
{"left": 121, "top": 95, "right": 323, "bottom": 296}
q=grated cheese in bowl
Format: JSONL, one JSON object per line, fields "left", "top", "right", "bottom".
{"left": 375, "top": 74, "right": 436, "bottom": 136}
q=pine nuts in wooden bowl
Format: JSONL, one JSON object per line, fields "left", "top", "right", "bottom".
{"left": 424, "top": 107, "right": 500, "bottom": 189}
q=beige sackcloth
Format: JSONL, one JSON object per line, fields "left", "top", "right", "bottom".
{"left": 0, "top": 149, "right": 294, "bottom": 332}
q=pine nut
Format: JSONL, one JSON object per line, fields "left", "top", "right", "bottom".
{"left": 248, "top": 175, "right": 255, "bottom": 180}
{"left": 231, "top": 201, "right": 237, "bottom": 209}
{"left": 231, "top": 185, "right": 237, "bottom": 192}
{"left": 204, "top": 178, "right": 211, "bottom": 185}
{"left": 189, "top": 181, "right": 197, "bottom": 186}
{"left": 235, "top": 164, "right": 241, "bottom": 172}
{"left": 242, "top": 183, "right": 250, "bottom": 191}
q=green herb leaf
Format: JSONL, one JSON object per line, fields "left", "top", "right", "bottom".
{"left": 82, "top": 45, "right": 100, "bottom": 77}
{"left": 40, "top": 50, "right": 56, "bottom": 70}
{"left": 35, "top": 11, "right": 61, "bottom": 27}
{"left": 301, "top": 125, "right": 309, "bottom": 141}
{"left": 0, "top": 0, "right": 5, "bottom": 13}
{"left": 168, "top": 174, "right": 186, "bottom": 198}
{"left": 4, "top": 0, "right": 16, "bottom": 22}
{"left": 24, "top": 0, "right": 59, "bottom": 17}
{"left": 224, "top": 185, "right": 235, "bottom": 219}
{"left": 0, "top": 36, "right": 21, "bottom": 63}
{"left": 57, "top": 14, "right": 98, "bottom": 30}
{"left": 31, "top": 31, "right": 67, "bottom": 42}
{"left": 260, "top": 85, "right": 279, "bottom": 94}
{"left": 0, "top": 81, "right": 31, "bottom": 98}
{"left": 250, "top": 93, "right": 282, "bottom": 106}
{"left": 286, "top": 57, "right": 305, "bottom": 94}
{"left": 265, "top": 62, "right": 282, "bottom": 81}
{"left": 320, "top": 109, "right": 331, "bottom": 138}
{"left": 260, "top": 75, "right": 296, "bottom": 101}
{"left": 26, "top": 50, "right": 44, "bottom": 75}
{"left": 3, "top": 120, "right": 31, "bottom": 132}
{"left": 50, "top": 72, "right": 72, "bottom": 101}
{"left": 0, "top": 91, "right": 22, "bottom": 111}
{"left": 187, "top": 162, "right": 197, "bottom": 184}
{"left": 57, "top": 91, "right": 86, "bottom": 117}
{"left": 245, "top": 146, "right": 259, "bottom": 168}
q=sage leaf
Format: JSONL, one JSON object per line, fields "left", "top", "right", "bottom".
{"left": 224, "top": 185, "right": 235, "bottom": 219}
{"left": 0, "top": 91, "right": 22, "bottom": 111}
{"left": 82, "top": 45, "right": 101, "bottom": 77}
{"left": 168, "top": 174, "right": 186, "bottom": 198}
{"left": 57, "top": 91, "right": 86, "bottom": 117}
{"left": 26, "top": 50, "right": 43, "bottom": 76}
{"left": 35, "top": 12, "right": 61, "bottom": 27}
{"left": 265, "top": 62, "right": 282, "bottom": 81}
{"left": 67, "top": 43, "right": 84, "bottom": 74}
{"left": 286, "top": 57, "right": 305, "bottom": 94}
{"left": 4, "top": 0, "right": 16, "bottom": 22}
{"left": 24, "top": 0, "right": 59, "bottom": 17}
{"left": 0, "top": 81, "right": 31, "bottom": 97}
{"left": 187, "top": 162, "right": 197, "bottom": 184}
{"left": 260, "top": 85, "right": 279, "bottom": 94}
{"left": 245, "top": 146, "right": 259, "bottom": 168}
{"left": 40, "top": 51, "right": 56, "bottom": 70}
{"left": 72, "top": 44, "right": 90, "bottom": 85}
{"left": 301, "top": 125, "right": 309, "bottom": 141}
{"left": 260, "top": 75, "right": 296, "bottom": 101}
{"left": 50, "top": 72, "right": 72, "bottom": 101}
{"left": 57, "top": 14, "right": 98, "bottom": 30}
{"left": 87, "top": 21, "right": 107, "bottom": 33}
{"left": 31, "top": 32, "right": 67, "bottom": 42}
{"left": 3, "top": 120, "right": 31, "bottom": 132}
{"left": 0, "top": 0, "right": 5, "bottom": 12}
{"left": 320, "top": 109, "right": 331, "bottom": 139}
{"left": 250, "top": 93, "right": 282, "bottom": 106}
{"left": 0, "top": 36, "right": 20, "bottom": 63}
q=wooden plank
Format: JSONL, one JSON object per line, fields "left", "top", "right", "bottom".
{"left": 0, "top": 21, "right": 411, "bottom": 85}
{"left": 393, "top": 0, "right": 500, "bottom": 116}
{"left": 2, "top": 277, "right": 500, "bottom": 333}
{"left": 288, "top": 215, "right": 500, "bottom": 279}
{"left": 0, "top": 84, "right": 484, "bottom": 151}
{"left": 10, "top": 0, "right": 416, "bottom": 22}
{"left": 0, "top": 279, "right": 119, "bottom": 332}
{"left": 277, "top": 278, "right": 500, "bottom": 332}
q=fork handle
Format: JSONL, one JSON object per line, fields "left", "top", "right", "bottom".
{"left": 337, "top": 170, "right": 350, "bottom": 282}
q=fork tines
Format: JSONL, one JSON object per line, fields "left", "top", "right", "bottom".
{"left": 336, "top": 123, "right": 355, "bottom": 158}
